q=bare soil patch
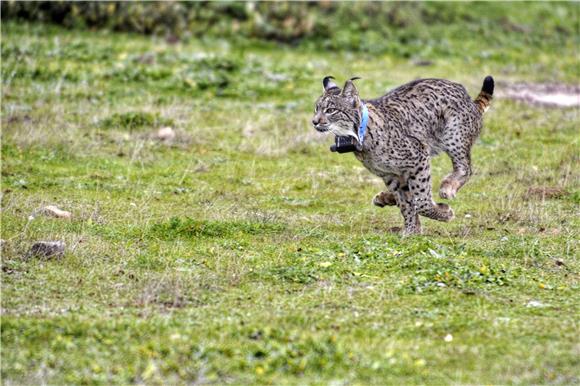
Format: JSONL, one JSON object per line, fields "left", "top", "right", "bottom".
{"left": 524, "top": 186, "right": 569, "bottom": 200}
{"left": 498, "top": 83, "right": 580, "bottom": 107}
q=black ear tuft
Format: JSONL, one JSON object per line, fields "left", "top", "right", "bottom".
{"left": 323, "top": 76, "right": 335, "bottom": 89}
{"left": 323, "top": 76, "right": 340, "bottom": 92}
{"left": 342, "top": 77, "right": 360, "bottom": 98}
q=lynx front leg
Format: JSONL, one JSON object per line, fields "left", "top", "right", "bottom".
{"left": 390, "top": 178, "right": 421, "bottom": 236}
{"left": 377, "top": 176, "right": 420, "bottom": 235}
{"left": 409, "top": 162, "right": 455, "bottom": 222}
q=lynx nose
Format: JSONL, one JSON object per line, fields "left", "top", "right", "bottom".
{"left": 312, "top": 117, "right": 319, "bottom": 126}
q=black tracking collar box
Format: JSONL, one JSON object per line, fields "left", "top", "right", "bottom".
{"left": 330, "top": 136, "right": 361, "bottom": 153}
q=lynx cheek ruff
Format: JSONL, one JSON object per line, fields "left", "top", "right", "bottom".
{"left": 330, "top": 103, "right": 368, "bottom": 154}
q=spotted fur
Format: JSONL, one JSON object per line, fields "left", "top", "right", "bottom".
{"left": 312, "top": 76, "right": 494, "bottom": 235}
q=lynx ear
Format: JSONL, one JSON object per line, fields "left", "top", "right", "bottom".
{"left": 323, "top": 76, "right": 340, "bottom": 93}
{"left": 342, "top": 77, "right": 360, "bottom": 98}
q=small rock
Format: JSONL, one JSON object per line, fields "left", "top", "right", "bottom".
{"left": 194, "top": 164, "right": 209, "bottom": 173}
{"left": 444, "top": 334, "right": 453, "bottom": 342}
{"left": 413, "top": 59, "right": 434, "bottom": 67}
{"left": 166, "top": 35, "right": 180, "bottom": 45}
{"left": 41, "top": 205, "right": 72, "bottom": 219}
{"left": 249, "top": 330, "right": 263, "bottom": 340}
{"left": 156, "top": 127, "right": 176, "bottom": 141}
{"left": 464, "top": 214, "right": 472, "bottom": 218}
{"left": 28, "top": 241, "right": 65, "bottom": 259}
{"left": 526, "top": 300, "right": 548, "bottom": 308}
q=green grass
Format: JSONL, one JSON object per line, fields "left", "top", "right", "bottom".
{"left": 1, "top": 13, "right": 579, "bottom": 385}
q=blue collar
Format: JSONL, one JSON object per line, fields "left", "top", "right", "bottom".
{"left": 358, "top": 103, "right": 369, "bottom": 145}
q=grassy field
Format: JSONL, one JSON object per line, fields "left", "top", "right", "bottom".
{"left": 1, "top": 9, "right": 579, "bottom": 385}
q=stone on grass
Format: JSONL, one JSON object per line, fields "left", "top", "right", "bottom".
{"left": 526, "top": 300, "right": 548, "bottom": 308}
{"left": 28, "top": 241, "right": 65, "bottom": 259}
{"left": 156, "top": 127, "right": 176, "bottom": 141}
{"left": 41, "top": 205, "right": 72, "bottom": 219}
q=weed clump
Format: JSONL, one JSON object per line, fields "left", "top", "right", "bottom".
{"left": 408, "top": 259, "right": 512, "bottom": 292}
{"left": 239, "top": 327, "right": 349, "bottom": 375}
{"left": 180, "top": 56, "right": 242, "bottom": 95}
{"left": 149, "top": 217, "right": 286, "bottom": 240}
{"left": 100, "top": 111, "right": 173, "bottom": 132}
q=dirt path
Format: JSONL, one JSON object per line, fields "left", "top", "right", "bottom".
{"left": 497, "top": 83, "right": 580, "bottom": 107}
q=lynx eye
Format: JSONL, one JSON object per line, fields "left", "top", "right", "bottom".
{"left": 325, "top": 108, "right": 338, "bottom": 115}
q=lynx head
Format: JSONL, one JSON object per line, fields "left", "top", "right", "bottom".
{"left": 312, "top": 76, "right": 362, "bottom": 138}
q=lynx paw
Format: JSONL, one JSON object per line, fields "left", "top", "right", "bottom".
{"left": 402, "top": 226, "right": 422, "bottom": 237}
{"left": 436, "top": 203, "right": 455, "bottom": 222}
{"left": 373, "top": 191, "right": 397, "bottom": 207}
{"left": 439, "top": 179, "right": 460, "bottom": 199}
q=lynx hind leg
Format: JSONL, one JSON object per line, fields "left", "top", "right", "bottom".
{"left": 408, "top": 162, "right": 454, "bottom": 222}
{"left": 372, "top": 190, "right": 397, "bottom": 207}
{"left": 440, "top": 143, "right": 474, "bottom": 200}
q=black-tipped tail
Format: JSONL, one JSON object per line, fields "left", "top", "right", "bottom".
{"left": 482, "top": 75, "right": 494, "bottom": 96}
{"left": 475, "top": 75, "right": 494, "bottom": 113}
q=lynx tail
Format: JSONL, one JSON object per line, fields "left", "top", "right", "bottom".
{"left": 475, "top": 75, "right": 494, "bottom": 113}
